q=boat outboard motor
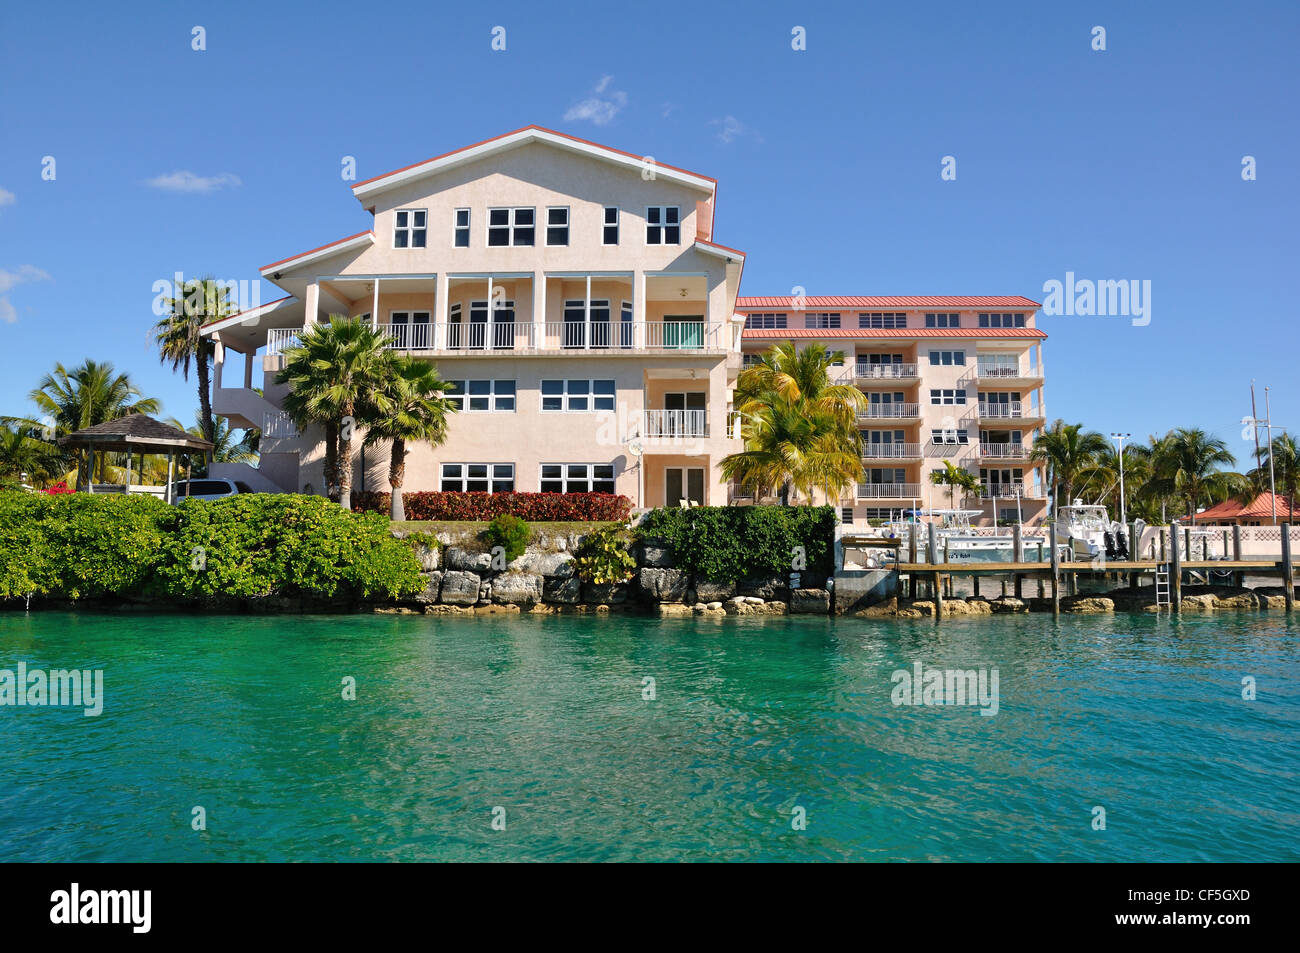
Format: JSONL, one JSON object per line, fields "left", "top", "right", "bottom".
{"left": 1104, "top": 532, "right": 1118, "bottom": 560}
{"left": 1115, "top": 529, "right": 1130, "bottom": 560}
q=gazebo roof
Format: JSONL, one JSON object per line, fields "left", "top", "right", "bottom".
{"left": 1196, "top": 491, "right": 1298, "bottom": 522}
{"left": 58, "top": 415, "right": 214, "bottom": 452}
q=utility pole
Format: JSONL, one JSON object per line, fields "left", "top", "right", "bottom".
{"left": 1245, "top": 385, "right": 1278, "bottom": 525}
{"left": 1110, "top": 432, "right": 1131, "bottom": 526}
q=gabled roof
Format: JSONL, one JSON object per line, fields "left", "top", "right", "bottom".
{"left": 1195, "top": 492, "right": 1298, "bottom": 522}
{"left": 260, "top": 231, "right": 374, "bottom": 276}
{"left": 735, "top": 295, "right": 1042, "bottom": 310}
{"left": 693, "top": 238, "right": 745, "bottom": 261}
{"left": 201, "top": 295, "right": 297, "bottom": 332}
{"left": 351, "top": 125, "right": 717, "bottom": 201}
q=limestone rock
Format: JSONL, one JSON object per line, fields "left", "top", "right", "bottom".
{"left": 1061, "top": 595, "right": 1115, "bottom": 613}
{"left": 491, "top": 572, "right": 544, "bottom": 606}
{"left": 582, "top": 581, "right": 630, "bottom": 605}
{"left": 439, "top": 570, "right": 481, "bottom": 606}
{"left": 694, "top": 578, "right": 737, "bottom": 602}
{"left": 638, "top": 538, "right": 674, "bottom": 568}
{"left": 790, "top": 589, "right": 830, "bottom": 614}
{"left": 738, "top": 575, "right": 790, "bottom": 601}
{"left": 543, "top": 576, "right": 583, "bottom": 604}
{"left": 637, "top": 568, "right": 689, "bottom": 603}
{"left": 413, "top": 544, "right": 440, "bottom": 571}
{"left": 989, "top": 596, "right": 1028, "bottom": 613}
{"left": 414, "top": 571, "right": 443, "bottom": 605}
{"left": 446, "top": 547, "right": 493, "bottom": 572}
{"left": 512, "top": 551, "right": 575, "bottom": 577}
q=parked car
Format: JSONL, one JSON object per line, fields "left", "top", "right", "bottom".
{"left": 167, "top": 478, "right": 254, "bottom": 502}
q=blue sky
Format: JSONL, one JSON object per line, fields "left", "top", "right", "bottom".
{"left": 1, "top": 0, "right": 1295, "bottom": 461}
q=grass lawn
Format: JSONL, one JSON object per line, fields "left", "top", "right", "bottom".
{"left": 391, "top": 520, "right": 618, "bottom": 539}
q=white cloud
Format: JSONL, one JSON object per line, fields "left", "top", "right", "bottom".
{"left": 564, "top": 75, "right": 628, "bottom": 126}
{"left": 711, "top": 115, "right": 748, "bottom": 144}
{"left": 0, "top": 265, "right": 51, "bottom": 324}
{"left": 145, "top": 171, "right": 242, "bottom": 193}
{"left": 0, "top": 187, "right": 14, "bottom": 207}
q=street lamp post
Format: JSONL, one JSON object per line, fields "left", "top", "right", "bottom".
{"left": 1110, "top": 432, "right": 1131, "bottom": 526}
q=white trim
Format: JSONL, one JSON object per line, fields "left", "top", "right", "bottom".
{"left": 545, "top": 205, "right": 570, "bottom": 246}
{"left": 692, "top": 240, "right": 745, "bottom": 262}
{"left": 259, "top": 233, "right": 374, "bottom": 276}
{"left": 602, "top": 206, "right": 619, "bottom": 246}
{"left": 351, "top": 128, "right": 716, "bottom": 200}
{"left": 645, "top": 205, "right": 681, "bottom": 246}
{"left": 200, "top": 296, "right": 301, "bottom": 337}
{"left": 486, "top": 206, "right": 536, "bottom": 247}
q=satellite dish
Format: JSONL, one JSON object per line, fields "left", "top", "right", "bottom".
{"left": 628, "top": 439, "right": 643, "bottom": 457}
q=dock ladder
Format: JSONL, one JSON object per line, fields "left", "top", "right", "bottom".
{"left": 1154, "top": 563, "right": 1172, "bottom": 608}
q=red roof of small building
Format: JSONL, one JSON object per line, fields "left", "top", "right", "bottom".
{"left": 1195, "top": 492, "right": 1299, "bottom": 522}
{"left": 735, "top": 295, "right": 1041, "bottom": 310}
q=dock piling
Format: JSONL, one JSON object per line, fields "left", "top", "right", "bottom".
{"left": 1049, "top": 530, "right": 1060, "bottom": 616}
{"left": 1282, "top": 526, "right": 1295, "bottom": 612}
{"left": 1169, "top": 525, "right": 1182, "bottom": 613}
{"left": 1013, "top": 524, "right": 1023, "bottom": 599}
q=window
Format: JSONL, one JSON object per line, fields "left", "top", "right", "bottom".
{"left": 388, "top": 311, "right": 431, "bottom": 349}
{"left": 441, "top": 380, "right": 515, "bottom": 412}
{"left": 394, "top": 209, "right": 427, "bottom": 248}
{"left": 979, "top": 312, "right": 1026, "bottom": 328}
{"left": 646, "top": 206, "right": 680, "bottom": 245}
{"left": 603, "top": 206, "right": 619, "bottom": 245}
{"left": 561, "top": 299, "right": 613, "bottom": 348}
{"left": 487, "top": 207, "right": 534, "bottom": 246}
{"left": 742, "top": 353, "right": 763, "bottom": 367}
{"left": 841, "top": 507, "right": 854, "bottom": 524}
{"left": 931, "top": 428, "right": 970, "bottom": 444}
{"left": 859, "top": 312, "right": 907, "bottom": 329}
{"left": 806, "top": 312, "right": 841, "bottom": 329}
{"left": 744, "top": 312, "right": 787, "bottom": 329}
{"left": 925, "top": 312, "right": 959, "bottom": 328}
{"left": 540, "top": 463, "right": 616, "bottom": 494}
{"left": 927, "top": 350, "right": 967, "bottom": 366}
{"left": 930, "top": 388, "right": 967, "bottom": 405}
{"left": 541, "top": 379, "right": 616, "bottom": 411}
{"left": 867, "top": 468, "right": 906, "bottom": 484}
{"left": 440, "top": 463, "right": 515, "bottom": 493}
{"left": 998, "top": 508, "right": 1020, "bottom": 523}
{"left": 546, "top": 207, "right": 569, "bottom": 246}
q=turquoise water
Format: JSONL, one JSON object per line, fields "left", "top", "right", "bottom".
{"left": 1, "top": 609, "right": 1297, "bottom": 862}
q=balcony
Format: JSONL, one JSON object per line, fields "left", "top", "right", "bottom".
{"left": 861, "top": 443, "right": 921, "bottom": 461}
{"left": 640, "top": 409, "right": 709, "bottom": 440}
{"left": 368, "top": 320, "right": 728, "bottom": 354}
{"left": 856, "top": 482, "right": 922, "bottom": 499}
{"left": 978, "top": 442, "right": 1030, "bottom": 461}
{"left": 854, "top": 362, "right": 919, "bottom": 381}
{"left": 262, "top": 410, "right": 298, "bottom": 439}
{"left": 977, "top": 401, "right": 1044, "bottom": 423}
{"left": 856, "top": 403, "right": 920, "bottom": 422}
{"left": 976, "top": 362, "right": 1043, "bottom": 387}
{"left": 975, "top": 483, "right": 1045, "bottom": 500}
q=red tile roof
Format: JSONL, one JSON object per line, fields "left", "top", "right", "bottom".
{"left": 735, "top": 295, "right": 1041, "bottom": 310}
{"left": 741, "top": 327, "right": 1047, "bottom": 339}
{"left": 1195, "top": 492, "right": 1299, "bottom": 522}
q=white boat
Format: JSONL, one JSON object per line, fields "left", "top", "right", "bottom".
{"left": 902, "top": 509, "right": 1055, "bottom": 563}
{"left": 1053, "top": 500, "right": 1114, "bottom": 560}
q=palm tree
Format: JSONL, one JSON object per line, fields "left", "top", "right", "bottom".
{"left": 1143, "top": 427, "right": 1239, "bottom": 523}
{"left": 361, "top": 355, "right": 455, "bottom": 521}
{"left": 722, "top": 343, "right": 865, "bottom": 503}
{"left": 1029, "top": 419, "right": 1110, "bottom": 513}
{"left": 276, "top": 316, "right": 391, "bottom": 510}
{"left": 0, "top": 424, "right": 64, "bottom": 487}
{"left": 28, "top": 360, "right": 161, "bottom": 483}
{"left": 153, "top": 277, "right": 233, "bottom": 444}
{"left": 1074, "top": 443, "right": 1152, "bottom": 521}
{"left": 1130, "top": 431, "right": 1179, "bottom": 523}
{"left": 1245, "top": 432, "right": 1300, "bottom": 518}
{"left": 929, "top": 459, "right": 980, "bottom": 509}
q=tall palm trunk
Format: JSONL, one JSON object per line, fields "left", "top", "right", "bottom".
{"left": 196, "top": 349, "right": 214, "bottom": 443}
{"left": 389, "top": 436, "right": 407, "bottom": 522}
{"left": 338, "top": 405, "right": 354, "bottom": 511}
{"left": 323, "top": 420, "right": 338, "bottom": 499}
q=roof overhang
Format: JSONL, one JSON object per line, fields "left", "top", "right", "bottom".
{"left": 259, "top": 231, "right": 374, "bottom": 277}
{"left": 351, "top": 126, "right": 717, "bottom": 202}
{"left": 201, "top": 295, "right": 301, "bottom": 337}
{"left": 693, "top": 239, "right": 745, "bottom": 262}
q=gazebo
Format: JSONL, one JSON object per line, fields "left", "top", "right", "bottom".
{"left": 59, "top": 416, "right": 215, "bottom": 502}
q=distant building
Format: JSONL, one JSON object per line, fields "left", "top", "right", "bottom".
{"left": 1195, "top": 492, "right": 1297, "bottom": 525}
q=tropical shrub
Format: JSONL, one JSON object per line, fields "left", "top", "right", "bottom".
{"left": 638, "top": 505, "right": 837, "bottom": 584}
{"left": 572, "top": 525, "right": 636, "bottom": 584}
{"left": 0, "top": 491, "right": 423, "bottom": 602}
{"left": 351, "top": 490, "right": 632, "bottom": 522}
{"left": 483, "top": 513, "right": 530, "bottom": 563}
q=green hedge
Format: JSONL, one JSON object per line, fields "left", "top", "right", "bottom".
{"left": 0, "top": 491, "right": 423, "bottom": 602}
{"left": 637, "top": 505, "right": 837, "bottom": 584}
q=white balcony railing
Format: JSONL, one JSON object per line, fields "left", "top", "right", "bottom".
{"left": 978, "top": 401, "right": 1042, "bottom": 419}
{"left": 861, "top": 443, "right": 921, "bottom": 458}
{"left": 266, "top": 329, "right": 301, "bottom": 355}
{"left": 976, "top": 361, "right": 1026, "bottom": 379}
{"left": 857, "top": 403, "right": 920, "bottom": 419}
{"left": 366, "top": 320, "right": 725, "bottom": 353}
{"left": 641, "top": 409, "right": 709, "bottom": 439}
{"left": 856, "top": 482, "right": 922, "bottom": 499}
{"left": 979, "top": 443, "right": 1030, "bottom": 459}
{"left": 262, "top": 410, "right": 298, "bottom": 438}
{"left": 855, "top": 363, "right": 918, "bottom": 379}
{"left": 976, "top": 483, "right": 1045, "bottom": 499}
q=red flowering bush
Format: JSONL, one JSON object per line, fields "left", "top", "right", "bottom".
{"left": 351, "top": 490, "right": 631, "bottom": 522}
{"left": 43, "top": 480, "right": 74, "bottom": 495}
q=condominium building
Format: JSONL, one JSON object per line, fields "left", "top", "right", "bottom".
{"left": 201, "top": 127, "right": 1047, "bottom": 523}
{"left": 736, "top": 298, "right": 1049, "bottom": 526}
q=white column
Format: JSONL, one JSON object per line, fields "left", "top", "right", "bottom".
{"left": 166, "top": 454, "right": 174, "bottom": 503}
{"left": 303, "top": 281, "right": 320, "bottom": 328}
{"left": 584, "top": 275, "right": 591, "bottom": 350}
{"left": 532, "top": 271, "right": 545, "bottom": 350}
{"left": 487, "top": 276, "right": 494, "bottom": 349}
{"left": 371, "top": 278, "right": 380, "bottom": 330}
{"left": 435, "top": 273, "right": 449, "bottom": 350}
{"left": 634, "top": 270, "right": 646, "bottom": 349}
